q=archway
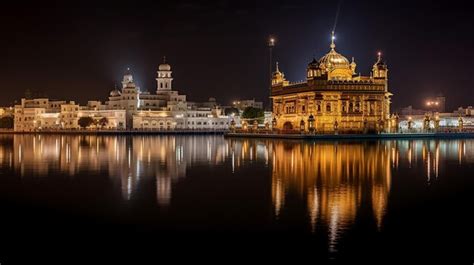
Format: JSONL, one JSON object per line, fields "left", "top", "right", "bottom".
{"left": 283, "top": 121, "right": 293, "bottom": 130}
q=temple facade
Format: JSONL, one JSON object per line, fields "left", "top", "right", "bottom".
{"left": 271, "top": 33, "right": 392, "bottom": 133}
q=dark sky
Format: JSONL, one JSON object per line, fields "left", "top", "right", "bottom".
{"left": 2, "top": 0, "right": 473, "bottom": 110}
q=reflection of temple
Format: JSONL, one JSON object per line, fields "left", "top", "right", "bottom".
{"left": 3, "top": 135, "right": 228, "bottom": 206}
{"left": 270, "top": 141, "right": 392, "bottom": 250}
{"left": 227, "top": 138, "right": 474, "bottom": 253}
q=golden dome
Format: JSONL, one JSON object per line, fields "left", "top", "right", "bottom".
{"left": 318, "top": 32, "right": 350, "bottom": 71}
{"left": 319, "top": 48, "right": 350, "bottom": 70}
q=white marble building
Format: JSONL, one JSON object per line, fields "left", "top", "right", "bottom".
{"left": 13, "top": 59, "right": 230, "bottom": 131}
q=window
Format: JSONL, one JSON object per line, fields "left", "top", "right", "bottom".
{"left": 326, "top": 103, "right": 331, "bottom": 112}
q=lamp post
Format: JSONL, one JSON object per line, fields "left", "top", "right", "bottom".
{"left": 268, "top": 36, "right": 275, "bottom": 120}
{"left": 268, "top": 36, "right": 275, "bottom": 91}
{"left": 272, "top": 117, "right": 277, "bottom": 132}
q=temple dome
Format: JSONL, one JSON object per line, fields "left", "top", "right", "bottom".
{"left": 159, "top": 56, "right": 171, "bottom": 71}
{"left": 319, "top": 48, "right": 350, "bottom": 70}
{"left": 318, "top": 32, "right": 350, "bottom": 71}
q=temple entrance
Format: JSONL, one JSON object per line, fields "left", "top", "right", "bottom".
{"left": 283, "top": 121, "right": 293, "bottom": 130}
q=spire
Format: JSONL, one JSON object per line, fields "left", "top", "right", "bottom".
{"left": 330, "top": 31, "right": 336, "bottom": 50}
{"left": 377, "top": 52, "right": 382, "bottom": 62}
{"left": 163, "top": 56, "right": 167, "bottom": 64}
{"left": 276, "top": 61, "right": 280, "bottom": 72}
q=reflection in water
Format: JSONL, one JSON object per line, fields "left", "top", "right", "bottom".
{"left": 1, "top": 135, "right": 473, "bottom": 253}
{"left": 267, "top": 141, "right": 392, "bottom": 252}
{"left": 1, "top": 135, "right": 228, "bottom": 206}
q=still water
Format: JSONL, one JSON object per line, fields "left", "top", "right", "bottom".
{"left": 0, "top": 134, "right": 473, "bottom": 262}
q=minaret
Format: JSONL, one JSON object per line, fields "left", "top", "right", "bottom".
{"left": 156, "top": 56, "right": 173, "bottom": 93}
{"left": 122, "top": 67, "right": 133, "bottom": 89}
{"left": 372, "top": 52, "right": 388, "bottom": 79}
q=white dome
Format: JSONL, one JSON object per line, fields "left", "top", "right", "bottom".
{"left": 159, "top": 63, "right": 171, "bottom": 71}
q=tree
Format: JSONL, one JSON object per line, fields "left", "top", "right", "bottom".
{"left": 0, "top": 116, "right": 14, "bottom": 129}
{"left": 78, "top": 117, "right": 94, "bottom": 129}
{"left": 98, "top": 117, "right": 108, "bottom": 128}
{"left": 224, "top": 107, "right": 240, "bottom": 116}
{"left": 242, "top": 107, "right": 265, "bottom": 123}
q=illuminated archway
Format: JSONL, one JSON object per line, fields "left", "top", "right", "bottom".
{"left": 283, "top": 121, "right": 293, "bottom": 130}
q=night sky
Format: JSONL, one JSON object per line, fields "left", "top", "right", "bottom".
{"left": 2, "top": 0, "right": 473, "bottom": 110}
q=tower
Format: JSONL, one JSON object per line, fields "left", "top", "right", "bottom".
{"left": 156, "top": 56, "right": 173, "bottom": 93}
{"left": 372, "top": 52, "right": 388, "bottom": 79}
{"left": 122, "top": 67, "right": 133, "bottom": 89}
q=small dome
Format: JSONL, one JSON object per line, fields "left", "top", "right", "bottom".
{"left": 307, "top": 58, "right": 319, "bottom": 69}
{"left": 374, "top": 53, "right": 387, "bottom": 68}
{"left": 159, "top": 56, "right": 171, "bottom": 71}
{"left": 272, "top": 62, "right": 284, "bottom": 79}
{"left": 159, "top": 63, "right": 171, "bottom": 71}
{"left": 110, "top": 89, "right": 121, "bottom": 97}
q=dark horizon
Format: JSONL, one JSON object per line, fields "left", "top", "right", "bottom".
{"left": 2, "top": 0, "right": 473, "bottom": 110}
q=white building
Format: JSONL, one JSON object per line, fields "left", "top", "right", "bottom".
{"left": 110, "top": 59, "right": 229, "bottom": 130}
{"left": 13, "top": 59, "right": 230, "bottom": 132}
{"left": 14, "top": 99, "right": 126, "bottom": 131}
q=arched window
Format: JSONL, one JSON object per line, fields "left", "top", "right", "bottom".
{"left": 160, "top": 83, "right": 163, "bottom": 88}
{"left": 326, "top": 103, "right": 331, "bottom": 112}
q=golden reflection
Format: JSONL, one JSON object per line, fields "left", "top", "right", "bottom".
{"left": 270, "top": 141, "right": 392, "bottom": 235}
{"left": 228, "top": 138, "right": 472, "bottom": 253}
{"left": 1, "top": 135, "right": 473, "bottom": 245}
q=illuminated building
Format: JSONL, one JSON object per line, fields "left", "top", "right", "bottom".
{"left": 271, "top": 32, "right": 392, "bottom": 133}
{"left": 14, "top": 99, "right": 126, "bottom": 131}
{"left": 12, "top": 59, "right": 231, "bottom": 131}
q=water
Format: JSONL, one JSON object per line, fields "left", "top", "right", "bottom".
{"left": 0, "top": 134, "right": 473, "bottom": 262}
